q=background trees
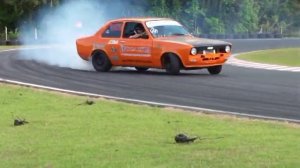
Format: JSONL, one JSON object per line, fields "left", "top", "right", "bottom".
{"left": 146, "top": 0, "right": 299, "bottom": 35}
{"left": 0, "top": 0, "right": 299, "bottom": 40}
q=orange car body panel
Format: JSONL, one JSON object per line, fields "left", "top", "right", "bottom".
{"left": 76, "top": 18, "right": 232, "bottom": 69}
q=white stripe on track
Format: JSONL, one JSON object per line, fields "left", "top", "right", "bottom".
{"left": 228, "top": 53, "right": 300, "bottom": 72}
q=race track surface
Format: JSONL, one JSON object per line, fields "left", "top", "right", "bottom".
{"left": 0, "top": 39, "right": 299, "bottom": 121}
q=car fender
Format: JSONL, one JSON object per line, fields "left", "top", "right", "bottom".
{"left": 156, "top": 41, "right": 192, "bottom": 68}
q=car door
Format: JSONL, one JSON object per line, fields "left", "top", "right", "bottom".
{"left": 119, "top": 22, "right": 153, "bottom": 67}
{"left": 101, "top": 22, "right": 123, "bottom": 65}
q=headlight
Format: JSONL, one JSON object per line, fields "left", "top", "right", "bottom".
{"left": 225, "top": 46, "right": 231, "bottom": 53}
{"left": 191, "top": 48, "right": 197, "bottom": 55}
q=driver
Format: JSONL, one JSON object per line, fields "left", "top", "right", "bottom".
{"left": 129, "top": 24, "right": 147, "bottom": 39}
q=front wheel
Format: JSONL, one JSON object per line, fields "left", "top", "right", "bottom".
{"left": 92, "top": 51, "right": 112, "bottom": 72}
{"left": 207, "top": 65, "right": 222, "bottom": 75}
{"left": 164, "top": 54, "right": 181, "bottom": 75}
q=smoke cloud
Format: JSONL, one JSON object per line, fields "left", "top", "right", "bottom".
{"left": 19, "top": 0, "right": 146, "bottom": 71}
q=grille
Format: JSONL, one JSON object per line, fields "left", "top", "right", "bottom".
{"left": 196, "top": 46, "right": 228, "bottom": 54}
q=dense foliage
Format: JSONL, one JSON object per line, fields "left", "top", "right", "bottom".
{"left": 0, "top": 0, "right": 299, "bottom": 39}
{"left": 147, "top": 0, "right": 300, "bottom": 35}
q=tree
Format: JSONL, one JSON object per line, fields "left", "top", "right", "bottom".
{"left": 234, "top": 0, "right": 259, "bottom": 33}
{"left": 258, "top": 0, "right": 293, "bottom": 33}
{"left": 205, "top": 17, "right": 225, "bottom": 34}
{"left": 184, "top": 0, "right": 205, "bottom": 34}
{"left": 169, "top": 0, "right": 183, "bottom": 21}
{"left": 148, "top": 0, "right": 170, "bottom": 17}
{"left": 0, "top": 0, "right": 60, "bottom": 30}
{"left": 1, "top": 0, "right": 300, "bottom": 38}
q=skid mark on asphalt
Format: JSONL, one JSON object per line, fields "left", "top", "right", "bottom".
{"left": 228, "top": 54, "right": 300, "bottom": 72}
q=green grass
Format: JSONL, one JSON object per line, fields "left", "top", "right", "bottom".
{"left": 0, "top": 84, "right": 299, "bottom": 168}
{"left": 0, "top": 45, "right": 20, "bottom": 51}
{"left": 237, "top": 48, "right": 300, "bottom": 67}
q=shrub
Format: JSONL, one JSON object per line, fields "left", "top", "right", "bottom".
{"left": 8, "top": 29, "right": 19, "bottom": 40}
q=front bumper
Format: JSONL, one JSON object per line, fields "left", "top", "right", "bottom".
{"left": 183, "top": 52, "right": 231, "bottom": 68}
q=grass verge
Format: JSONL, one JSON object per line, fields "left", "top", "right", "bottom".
{"left": 0, "top": 45, "right": 20, "bottom": 51}
{"left": 0, "top": 84, "right": 299, "bottom": 168}
{"left": 237, "top": 48, "right": 300, "bottom": 67}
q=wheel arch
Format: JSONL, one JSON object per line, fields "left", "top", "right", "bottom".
{"left": 91, "top": 49, "right": 112, "bottom": 72}
{"left": 91, "top": 49, "right": 106, "bottom": 58}
{"left": 90, "top": 49, "right": 113, "bottom": 62}
{"left": 160, "top": 52, "right": 184, "bottom": 68}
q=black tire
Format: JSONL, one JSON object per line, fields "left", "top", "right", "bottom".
{"left": 164, "top": 54, "right": 181, "bottom": 75}
{"left": 207, "top": 65, "right": 222, "bottom": 75}
{"left": 135, "top": 67, "right": 149, "bottom": 72}
{"left": 92, "top": 51, "right": 112, "bottom": 72}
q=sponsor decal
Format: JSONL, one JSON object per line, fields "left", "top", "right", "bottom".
{"left": 108, "top": 39, "right": 119, "bottom": 44}
{"left": 121, "top": 46, "right": 151, "bottom": 54}
{"left": 111, "top": 47, "right": 117, "bottom": 53}
{"left": 121, "top": 45, "right": 151, "bottom": 57}
{"left": 112, "top": 55, "right": 119, "bottom": 61}
{"left": 122, "top": 53, "right": 151, "bottom": 57}
{"left": 93, "top": 43, "right": 105, "bottom": 49}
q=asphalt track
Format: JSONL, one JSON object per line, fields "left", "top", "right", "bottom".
{"left": 0, "top": 39, "right": 300, "bottom": 121}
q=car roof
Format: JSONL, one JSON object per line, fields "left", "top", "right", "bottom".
{"left": 108, "top": 17, "right": 173, "bottom": 23}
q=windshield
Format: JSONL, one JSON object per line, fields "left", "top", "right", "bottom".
{"left": 146, "top": 20, "right": 190, "bottom": 38}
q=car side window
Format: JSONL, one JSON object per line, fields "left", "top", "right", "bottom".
{"left": 102, "top": 22, "right": 123, "bottom": 38}
{"left": 123, "top": 22, "right": 148, "bottom": 39}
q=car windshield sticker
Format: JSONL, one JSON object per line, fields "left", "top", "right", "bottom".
{"left": 146, "top": 20, "right": 181, "bottom": 28}
{"left": 150, "top": 28, "right": 158, "bottom": 35}
{"left": 146, "top": 20, "right": 188, "bottom": 38}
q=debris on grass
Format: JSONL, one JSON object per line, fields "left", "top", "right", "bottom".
{"left": 175, "top": 133, "right": 198, "bottom": 143}
{"left": 85, "top": 99, "right": 94, "bottom": 105}
{"left": 77, "top": 99, "right": 95, "bottom": 106}
{"left": 14, "top": 118, "right": 29, "bottom": 126}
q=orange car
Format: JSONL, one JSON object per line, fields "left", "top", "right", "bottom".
{"left": 76, "top": 18, "right": 232, "bottom": 75}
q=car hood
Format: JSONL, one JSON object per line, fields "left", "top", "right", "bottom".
{"left": 157, "top": 36, "right": 231, "bottom": 47}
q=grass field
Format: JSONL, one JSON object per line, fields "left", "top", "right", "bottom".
{"left": 237, "top": 48, "right": 300, "bottom": 66}
{"left": 0, "top": 84, "right": 299, "bottom": 168}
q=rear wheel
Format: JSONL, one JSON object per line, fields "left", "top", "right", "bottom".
{"left": 135, "top": 67, "right": 149, "bottom": 72}
{"left": 92, "top": 51, "right": 112, "bottom": 72}
{"left": 164, "top": 54, "right": 181, "bottom": 75}
{"left": 207, "top": 65, "right": 222, "bottom": 75}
